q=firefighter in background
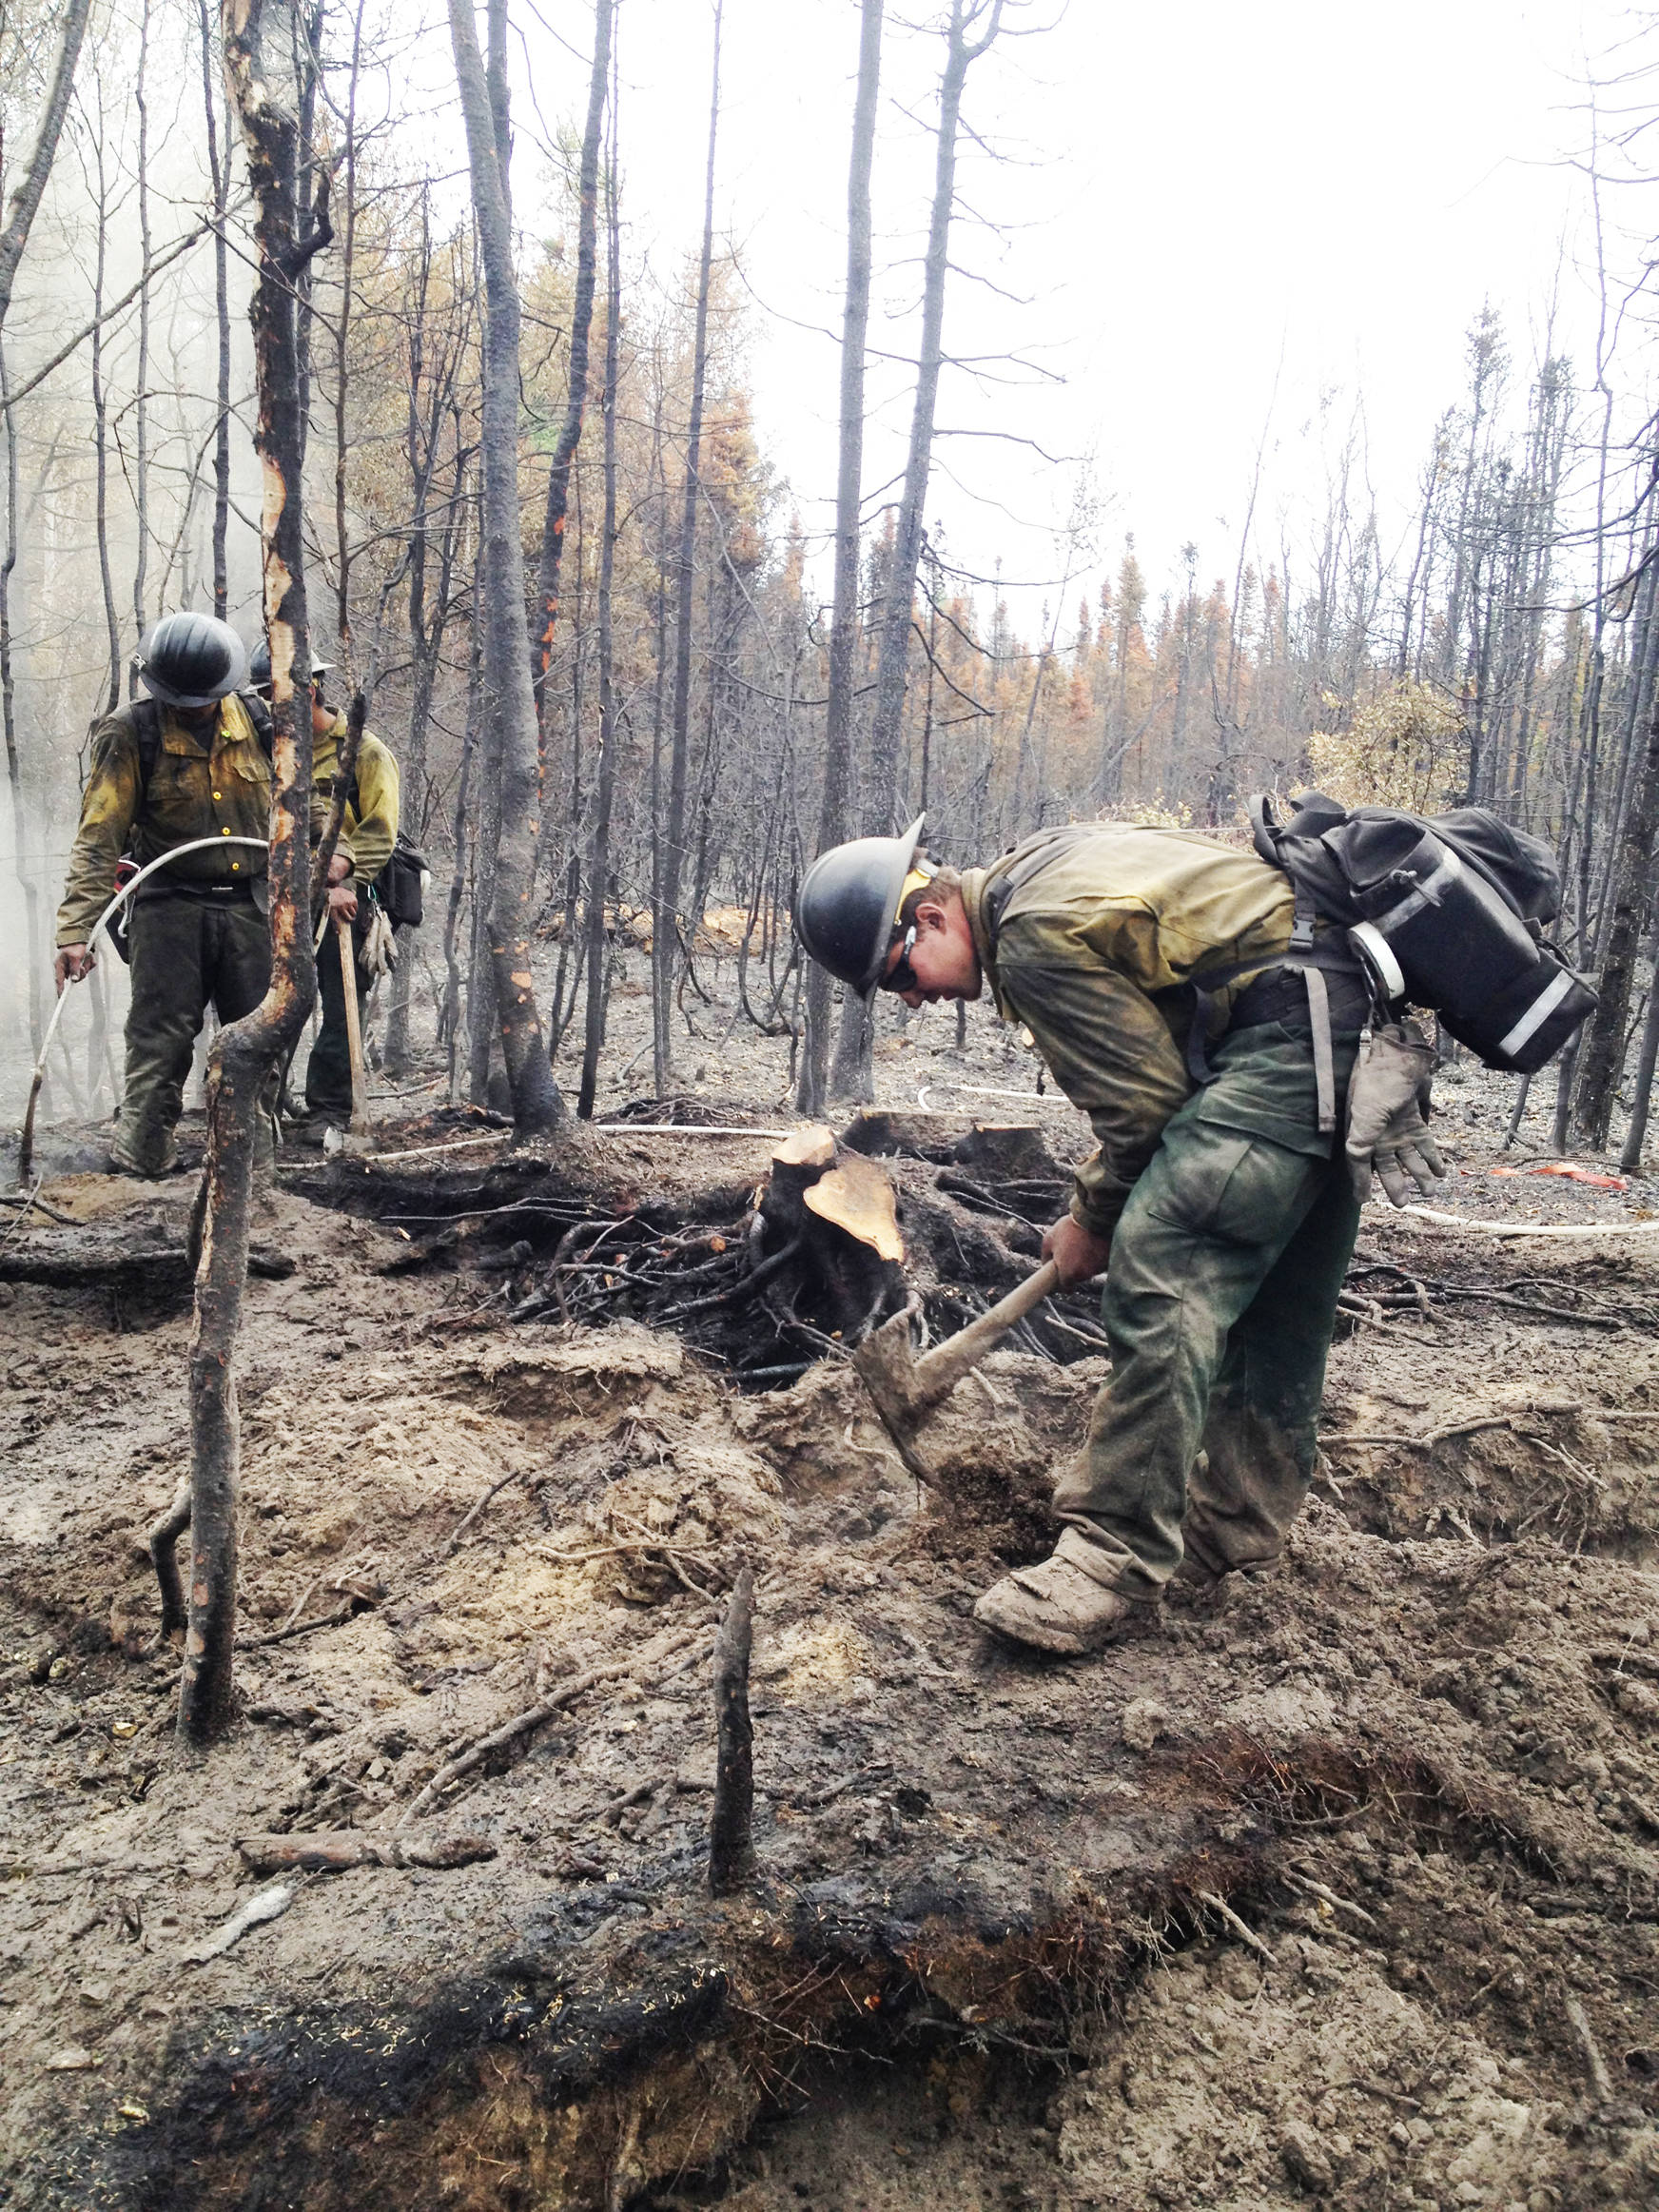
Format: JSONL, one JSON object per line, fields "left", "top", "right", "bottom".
{"left": 53, "top": 613, "right": 274, "bottom": 1179}
{"left": 248, "top": 642, "right": 400, "bottom": 1134}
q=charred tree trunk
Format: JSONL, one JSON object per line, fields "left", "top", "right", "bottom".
{"left": 182, "top": 0, "right": 332, "bottom": 1748}
{"left": 708, "top": 1566, "right": 755, "bottom": 1896}
{"left": 331, "top": 0, "right": 367, "bottom": 675}
{"left": 448, "top": 0, "right": 566, "bottom": 1132}
{"left": 0, "top": 343, "right": 45, "bottom": 1074}
{"left": 797, "top": 0, "right": 882, "bottom": 1121}
{"left": 199, "top": 0, "right": 233, "bottom": 617}
{"left": 830, "top": 0, "right": 1002, "bottom": 1102}
{"left": 1620, "top": 925, "right": 1659, "bottom": 1175}
{"left": 129, "top": 0, "right": 153, "bottom": 674}
{"left": 654, "top": 0, "right": 722, "bottom": 1094}
{"left": 531, "top": 0, "right": 611, "bottom": 752}
{"left": 577, "top": 70, "right": 621, "bottom": 1121}
{"left": 1574, "top": 681, "right": 1659, "bottom": 1151}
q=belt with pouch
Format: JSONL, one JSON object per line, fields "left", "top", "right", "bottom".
{"left": 1228, "top": 963, "right": 1373, "bottom": 1034}
{"left": 1186, "top": 929, "right": 1373, "bottom": 1138}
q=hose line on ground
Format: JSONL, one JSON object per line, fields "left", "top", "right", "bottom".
{"left": 15, "top": 835, "right": 270, "bottom": 1186}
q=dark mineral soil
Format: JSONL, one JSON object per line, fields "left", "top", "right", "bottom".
{"left": 3, "top": 1029, "right": 1659, "bottom": 2209}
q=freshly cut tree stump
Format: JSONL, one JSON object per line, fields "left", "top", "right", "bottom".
{"left": 754, "top": 1131, "right": 906, "bottom": 1343}
{"left": 757, "top": 1126, "right": 837, "bottom": 1245}
{"left": 804, "top": 1154, "right": 905, "bottom": 1263}
{"left": 837, "top": 1107, "right": 964, "bottom": 1161}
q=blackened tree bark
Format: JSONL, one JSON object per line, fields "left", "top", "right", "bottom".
{"left": 830, "top": 0, "right": 1002, "bottom": 1101}
{"left": 653, "top": 0, "right": 721, "bottom": 1094}
{"left": 531, "top": 0, "right": 611, "bottom": 750}
{"left": 1573, "top": 680, "right": 1659, "bottom": 1150}
{"left": 797, "top": 0, "right": 882, "bottom": 1120}
{"left": 182, "top": 0, "right": 332, "bottom": 1747}
{"left": 577, "top": 62, "right": 621, "bottom": 1120}
{"left": 386, "top": 216, "right": 473, "bottom": 1073}
{"left": 447, "top": 0, "right": 566, "bottom": 1130}
{"left": 0, "top": 0, "right": 94, "bottom": 333}
{"left": 1620, "top": 916, "right": 1659, "bottom": 1174}
{"left": 130, "top": 0, "right": 153, "bottom": 666}
{"left": 198, "top": 0, "right": 233, "bottom": 617}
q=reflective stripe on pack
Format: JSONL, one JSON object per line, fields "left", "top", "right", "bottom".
{"left": 1369, "top": 845, "right": 1463, "bottom": 933}
{"left": 1349, "top": 921, "right": 1406, "bottom": 1002}
{"left": 1496, "top": 966, "right": 1578, "bottom": 1062}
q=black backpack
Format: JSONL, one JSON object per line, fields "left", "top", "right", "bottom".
{"left": 371, "top": 830, "right": 429, "bottom": 930}
{"left": 1248, "top": 792, "right": 1597, "bottom": 1074}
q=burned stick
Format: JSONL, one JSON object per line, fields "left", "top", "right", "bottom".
{"left": 238, "top": 1830, "right": 495, "bottom": 1874}
{"left": 147, "top": 1477, "right": 192, "bottom": 1645}
{"left": 709, "top": 1564, "right": 756, "bottom": 1896}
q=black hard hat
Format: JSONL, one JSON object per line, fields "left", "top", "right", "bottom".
{"left": 135, "top": 613, "right": 249, "bottom": 708}
{"left": 794, "top": 815, "right": 927, "bottom": 994}
{"left": 247, "top": 639, "right": 335, "bottom": 697}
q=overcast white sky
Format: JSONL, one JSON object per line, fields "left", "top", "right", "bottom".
{"left": 517, "top": 0, "right": 1650, "bottom": 636}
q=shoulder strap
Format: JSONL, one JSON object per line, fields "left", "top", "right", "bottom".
{"left": 1247, "top": 793, "right": 1283, "bottom": 867}
{"left": 132, "top": 698, "right": 163, "bottom": 805}
{"left": 238, "top": 690, "right": 275, "bottom": 759}
{"left": 1246, "top": 791, "right": 1318, "bottom": 952}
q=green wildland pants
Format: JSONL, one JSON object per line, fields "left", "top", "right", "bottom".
{"left": 115, "top": 890, "right": 274, "bottom": 1177}
{"left": 304, "top": 911, "right": 370, "bottom": 1117}
{"left": 1053, "top": 1002, "right": 1366, "bottom": 1600}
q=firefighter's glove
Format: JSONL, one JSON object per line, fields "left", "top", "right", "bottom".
{"left": 359, "top": 906, "right": 397, "bottom": 981}
{"left": 1345, "top": 1019, "right": 1444, "bottom": 1208}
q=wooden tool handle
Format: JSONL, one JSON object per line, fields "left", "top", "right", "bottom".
{"left": 336, "top": 911, "right": 371, "bottom": 1137}
{"left": 909, "top": 1258, "right": 1061, "bottom": 1414}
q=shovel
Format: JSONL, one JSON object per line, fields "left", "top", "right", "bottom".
{"left": 853, "top": 1258, "right": 1061, "bottom": 1478}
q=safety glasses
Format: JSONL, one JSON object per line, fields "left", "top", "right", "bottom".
{"left": 879, "top": 923, "right": 920, "bottom": 994}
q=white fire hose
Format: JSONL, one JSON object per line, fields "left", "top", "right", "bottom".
{"left": 15, "top": 835, "right": 270, "bottom": 1185}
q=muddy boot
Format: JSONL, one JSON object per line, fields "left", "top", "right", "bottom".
{"left": 107, "top": 1134, "right": 178, "bottom": 1180}
{"left": 1170, "top": 1550, "right": 1222, "bottom": 1590}
{"left": 973, "top": 1553, "right": 1153, "bottom": 1656}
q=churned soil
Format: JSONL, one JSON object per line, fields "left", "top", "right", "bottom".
{"left": 2, "top": 993, "right": 1658, "bottom": 2210}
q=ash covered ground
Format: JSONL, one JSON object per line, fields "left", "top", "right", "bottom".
{"left": 2, "top": 955, "right": 1659, "bottom": 2210}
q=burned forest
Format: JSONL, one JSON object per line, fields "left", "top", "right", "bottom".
{"left": 5, "top": 3, "right": 1659, "bottom": 2209}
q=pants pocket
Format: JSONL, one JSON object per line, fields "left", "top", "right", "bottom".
{"left": 1143, "top": 1128, "right": 1306, "bottom": 1245}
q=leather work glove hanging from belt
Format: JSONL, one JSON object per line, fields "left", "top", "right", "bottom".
{"left": 359, "top": 906, "right": 397, "bottom": 980}
{"left": 1345, "top": 1017, "right": 1446, "bottom": 1206}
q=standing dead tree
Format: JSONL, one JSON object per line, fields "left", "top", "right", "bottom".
{"left": 1573, "top": 669, "right": 1659, "bottom": 1150}
{"left": 797, "top": 0, "right": 883, "bottom": 1120}
{"left": 447, "top": 0, "right": 566, "bottom": 1131}
{"left": 180, "top": 0, "right": 332, "bottom": 1747}
{"left": 831, "top": 0, "right": 1003, "bottom": 1100}
{"left": 653, "top": 0, "right": 722, "bottom": 1094}
{"left": 198, "top": 0, "right": 234, "bottom": 617}
{"left": 531, "top": 0, "right": 611, "bottom": 754}
{"left": 577, "top": 46, "right": 621, "bottom": 1121}
{"left": 0, "top": 0, "right": 94, "bottom": 1090}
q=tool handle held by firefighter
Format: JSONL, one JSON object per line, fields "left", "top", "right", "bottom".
{"left": 335, "top": 910, "right": 372, "bottom": 1138}
{"left": 905, "top": 1259, "right": 1061, "bottom": 1419}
